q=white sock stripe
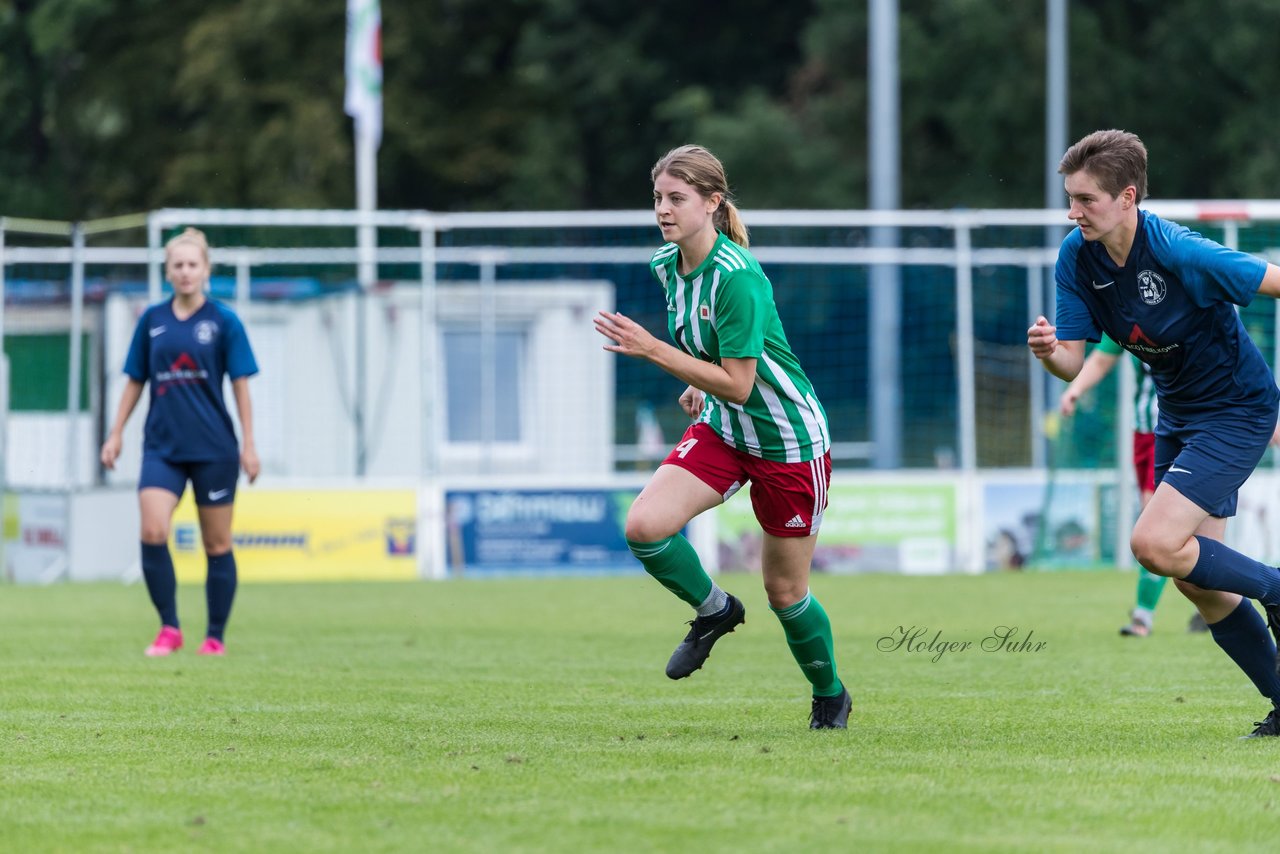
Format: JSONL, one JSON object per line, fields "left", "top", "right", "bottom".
{"left": 628, "top": 539, "right": 671, "bottom": 558}
{"left": 779, "top": 590, "right": 812, "bottom": 620}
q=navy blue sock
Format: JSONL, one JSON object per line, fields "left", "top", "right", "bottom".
{"left": 205, "top": 551, "right": 238, "bottom": 642}
{"left": 140, "top": 542, "right": 179, "bottom": 628}
{"left": 1207, "top": 598, "right": 1280, "bottom": 706}
{"left": 1183, "top": 535, "right": 1280, "bottom": 607}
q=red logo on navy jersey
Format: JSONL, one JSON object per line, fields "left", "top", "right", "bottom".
{"left": 155, "top": 352, "right": 208, "bottom": 394}
{"left": 1128, "top": 324, "right": 1158, "bottom": 347}
{"left": 1126, "top": 323, "right": 1179, "bottom": 358}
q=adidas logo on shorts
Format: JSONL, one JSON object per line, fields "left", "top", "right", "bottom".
{"left": 785, "top": 515, "right": 807, "bottom": 529}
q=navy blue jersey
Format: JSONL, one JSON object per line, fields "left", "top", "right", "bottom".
{"left": 123, "top": 298, "right": 259, "bottom": 461}
{"left": 1055, "top": 210, "right": 1277, "bottom": 420}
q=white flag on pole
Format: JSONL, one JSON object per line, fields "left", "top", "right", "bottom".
{"left": 345, "top": 0, "right": 382, "bottom": 147}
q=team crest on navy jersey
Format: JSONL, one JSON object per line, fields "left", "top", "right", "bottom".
{"left": 1137, "top": 270, "right": 1167, "bottom": 306}
{"left": 194, "top": 320, "right": 219, "bottom": 344}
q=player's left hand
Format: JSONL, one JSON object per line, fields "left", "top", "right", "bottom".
{"left": 241, "top": 446, "right": 260, "bottom": 484}
{"left": 594, "top": 311, "right": 658, "bottom": 360}
{"left": 679, "top": 385, "right": 705, "bottom": 419}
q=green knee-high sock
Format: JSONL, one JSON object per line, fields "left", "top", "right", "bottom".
{"left": 772, "top": 591, "right": 842, "bottom": 697}
{"left": 1135, "top": 569, "right": 1168, "bottom": 613}
{"left": 627, "top": 535, "right": 713, "bottom": 608}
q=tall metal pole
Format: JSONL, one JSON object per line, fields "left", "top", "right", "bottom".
{"left": 869, "top": 0, "right": 902, "bottom": 468}
{"left": 68, "top": 224, "right": 85, "bottom": 488}
{"left": 419, "top": 221, "right": 438, "bottom": 481}
{"left": 1045, "top": 0, "right": 1068, "bottom": 215}
{"left": 418, "top": 219, "right": 442, "bottom": 580}
{"left": 347, "top": 0, "right": 382, "bottom": 476}
{"left": 0, "top": 223, "right": 8, "bottom": 505}
{"left": 1042, "top": 0, "right": 1069, "bottom": 462}
{"left": 147, "top": 213, "right": 163, "bottom": 303}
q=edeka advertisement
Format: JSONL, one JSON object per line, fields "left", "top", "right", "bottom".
{"left": 715, "top": 481, "right": 958, "bottom": 574}
{"left": 445, "top": 488, "right": 643, "bottom": 576}
{"left": 170, "top": 489, "right": 417, "bottom": 582}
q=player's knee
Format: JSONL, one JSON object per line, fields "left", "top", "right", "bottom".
{"left": 140, "top": 524, "right": 169, "bottom": 545}
{"left": 624, "top": 512, "right": 672, "bottom": 545}
{"left": 763, "top": 578, "right": 806, "bottom": 610}
{"left": 1130, "top": 529, "right": 1175, "bottom": 576}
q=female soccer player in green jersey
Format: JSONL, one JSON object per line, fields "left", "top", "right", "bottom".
{"left": 1058, "top": 334, "right": 1194, "bottom": 636}
{"left": 593, "top": 145, "right": 849, "bottom": 729}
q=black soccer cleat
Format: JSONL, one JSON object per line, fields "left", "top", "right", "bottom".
{"left": 1241, "top": 706, "right": 1280, "bottom": 739}
{"left": 665, "top": 595, "right": 745, "bottom": 679}
{"left": 810, "top": 687, "right": 852, "bottom": 730}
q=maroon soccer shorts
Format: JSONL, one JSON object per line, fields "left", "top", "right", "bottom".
{"left": 1133, "top": 431, "right": 1155, "bottom": 494}
{"left": 661, "top": 422, "right": 831, "bottom": 537}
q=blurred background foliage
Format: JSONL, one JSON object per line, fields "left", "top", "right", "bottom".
{"left": 4, "top": 0, "right": 1280, "bottom": 219}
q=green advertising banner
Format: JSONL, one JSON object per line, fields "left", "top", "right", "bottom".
{"left": 715, "top": 481, "right": 958, "bottom": 575}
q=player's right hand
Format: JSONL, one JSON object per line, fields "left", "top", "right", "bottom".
{"left": 1027, "top": 316, "right": 1059, "bottom": 360}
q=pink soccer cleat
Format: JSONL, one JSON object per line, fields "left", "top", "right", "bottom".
{"left": 145, "top": 626, "right": 183, "bottom": 657}
{"left": 197, "top": 637, "right": 226, "bottom": 656}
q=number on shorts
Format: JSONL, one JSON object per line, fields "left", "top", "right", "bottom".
{"left": 675, "top": 437, "right": 698, "bottom": 459}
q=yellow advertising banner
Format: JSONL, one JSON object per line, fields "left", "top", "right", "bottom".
{"left": 170, "top": 488, "right": 417, "bottom": 582}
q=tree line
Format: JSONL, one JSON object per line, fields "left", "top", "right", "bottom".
{"left": 4, "top": 0, "right": 1280, "bottom": 220}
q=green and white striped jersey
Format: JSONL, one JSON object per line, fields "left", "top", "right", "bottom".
{"left": 650, "top": 232, "right": 830, "bottom": 463}
{"left": 1098, "top": 334, "right": 1158, "bottom": 433}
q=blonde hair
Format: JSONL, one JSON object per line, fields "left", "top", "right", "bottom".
{"left": 164, "top": 227, "right": 211, "bottom": 265}
{"left": 651, "top": 144, "right": 749, "bottom": 247}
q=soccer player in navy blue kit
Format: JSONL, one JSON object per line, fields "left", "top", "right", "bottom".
{"left": 101, "top": 228, "right": 260, "bottom": 657}
{"left": 1029, "top": 130, "right": 1280, "bottom": 737}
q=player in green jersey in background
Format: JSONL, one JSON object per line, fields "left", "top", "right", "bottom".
{"left": 594, "top": 144, "right": 849, "bottom": 729}
{"left": 1059, "top": 333, "right": 1209, "bottom": 636}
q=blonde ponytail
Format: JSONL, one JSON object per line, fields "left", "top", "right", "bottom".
{"left": 716, "top": 200, "right": 749, "bottom": 248}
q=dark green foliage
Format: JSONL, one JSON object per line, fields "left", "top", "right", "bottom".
{"left": 3, "top": 0, "right": 1279, "bottom": 219}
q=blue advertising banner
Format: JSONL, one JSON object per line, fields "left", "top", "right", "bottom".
{"left": 444, "top": 488, "right": 644, "bottom": 576}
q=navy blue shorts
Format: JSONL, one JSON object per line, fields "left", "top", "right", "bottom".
{"left": 139, "top": 456, "right": 240, "bottom": 506}
{"left": 1155, "top": 410, "right": 1276, "bottom": 518}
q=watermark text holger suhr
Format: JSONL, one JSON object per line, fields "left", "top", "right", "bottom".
{"left": 877, "top": 626, "right": 1047, "bottom": 663}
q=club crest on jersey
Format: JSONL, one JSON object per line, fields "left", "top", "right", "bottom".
{"left": 194, "top": 320, "right": 219, "bottom": 344}
{"left": 1137, "top": 270, "right": 1167, "bottom": 306}
{"left": 699, "top": 304, "right": 710, "bottom": 321}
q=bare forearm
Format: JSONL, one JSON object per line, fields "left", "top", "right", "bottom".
{"left": 643, "top": 341, "right": 753, "bottom": 404}
{"left": 1028, "top": 317, "right": 1085, "bottom": 382}
{"left": 109, "top": 380, "right": 144, "bottom": 436}
{"left": 232, "top": 378, "right": 255, "bottom": 449}
{"left": 1039, "top": 347, "right": 1084, "bottom": 382}
{"left": 1064, "top": 351, "right": 1118, "bottom": 397}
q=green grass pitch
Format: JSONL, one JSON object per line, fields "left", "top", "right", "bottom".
{"left": 3, "top": 571, "right": 1279, "bottom": 852}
